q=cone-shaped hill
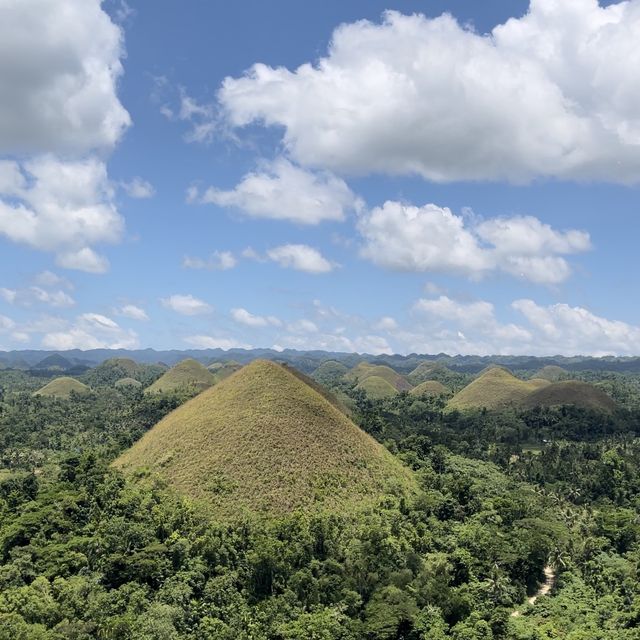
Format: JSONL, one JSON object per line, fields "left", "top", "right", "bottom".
{"left": 534, "top": 365, "right": 569, "bottom": 382}
{"left": 356, "top": 375, "right": 398, "bottom": 400}
{"left": 34, "top": 377, "right": 91, "bottom": 399}
{"left": 115, "top": 360, "right": 416, "bottom": 518}
{"left": 346, "top": 363, "right": 412, "bottom": 391}
{"left": 410, "top": 380, "right": 449, "bottom": 397}
{"left": 312, "top": 360, "right": 349, "bottom": 386}
{"left": 115, "top": 377, "right": 143, "bottom": 389}
{"left": 146, "top": 358, "right": 216, "bottom": 394}
{"left": 520, "top": 381, "right": 616, "bottom": 412}
{"left": 207, "top": 361, "right": 243, "bottom": 384}
{"left": 447, "top": 367, "right": 544, "bottom": 411}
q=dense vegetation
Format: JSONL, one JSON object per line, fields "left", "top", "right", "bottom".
{"left": 0, "top": 361, "right": 639, "bottom": 638}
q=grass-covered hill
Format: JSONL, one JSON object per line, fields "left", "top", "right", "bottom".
{"left": 533, "top": 365, "right": 570, "bottom": 382}
{"left": 34, "top": 376, "right": 91, "bottom": 399}
{"left": 410, "top": 380, "right": 449, "bottom": 397}
{"left": 520, "top": 380, "right": 617, "bottom": 412}
{"left": 355, "top": 375, "right": 399, "bottom": 400}
{"left": 84, "top": 357, "right": 165, "bottom": 388}
{"left": 347, "top": 362, "right": 412, "bottom": 391}
{"left": 311, "top": 359, "right": 349, "bottom": 386}
{"left": 207, "top": 360, "right": 242, "bottom": 384}
{"left": 146, "top": 358, "right": 216, "bottom": 394}
{"left": 447, "top": 367, "right": 545, "bottom": 411}
{"left": 31, "top": 353, "right": 73, "bottom": 371}
{"left": 114, "top": 360, "right": 416, "bottom": 518}
{"left": 114, "top": 377, "right": 143, "bottom": 389}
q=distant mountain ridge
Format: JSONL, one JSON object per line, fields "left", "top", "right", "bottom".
{"left": 3, "top": 347, "right": 640, "bottom": 374}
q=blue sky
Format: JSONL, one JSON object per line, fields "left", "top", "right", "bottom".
{"left": 0, "top": 0, "right": 639, "bottom": 356}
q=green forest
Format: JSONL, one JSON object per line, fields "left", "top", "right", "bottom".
{"left": 1, "top": 360, "right": 640, "bottom": 640}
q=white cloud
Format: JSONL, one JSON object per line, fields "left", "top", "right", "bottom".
{"left": 219, "top": 3, "right": 640, "bottom": 183}
{"left": 231, "top": 308, "right": 281, "bottom": 328}
{"left": 0, "top": 288, "right": 16, "bottom": 304}
{"left": 41, "top": 312, "right": 138, "bottom": 350}
{"left": 183, "top": 250, "right": 237, "bottom": 270}
{"left": 121, "top": 177, "right": 155, "bottom": 199}
{"left": 0, "top": 0, "right": 129, "bottom": 155}
{"left": 161, "top": 294, "right": 212, "bottom": 316}
{"left": 34, "top": 271, "right": 73, "bottom": 289}
{"left": 0, "top": 156, "right": 123, "bottom": 272}
{"left": 513, "top": 299, "right": 640, "bottom": 356}
{"left": 117, "top": 304, "right": 149, "bottom": 321}
{"left": 267, "top": 244, "right": 334, "bottom": 273}
{"left": 184, "top": 335, "right": 252, "bottom": 350}
{"left": 358, "top": 202, "right": 590, "bottom": 284}
{"left": 0, "top": 315, "right": 15, "bottom": 332}
{"left": 191, "top": 158, "right": 360, "bottom": 224}
{"left": 275, "top": 332, "right": 392, "bottom": 355}
{"left": 287, "top": 319, "right": 319, "bottom": 334}
{"left": 374, "top": 316, "right": 398, "bottom": 331}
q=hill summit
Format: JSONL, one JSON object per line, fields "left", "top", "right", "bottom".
{"left": 34, "top": 377, "right": 90, "bottom": 399}
{"left": 115, "top": 360, "right": 416, "bottom": 518}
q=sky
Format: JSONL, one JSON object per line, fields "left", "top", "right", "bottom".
{"left": 0, "top": 0, "right": 639, "bottom": 357}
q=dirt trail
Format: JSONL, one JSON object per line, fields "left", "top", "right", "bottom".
{"left": 510, "top": 565, "right": 555, "bottom": 618}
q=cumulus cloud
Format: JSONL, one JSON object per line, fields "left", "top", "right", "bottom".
{"left": 190, "top": 158, "right": 361, "bottom": 224}
{"left": 358, "top": 202, "right": 590, "bottom": 284}
{"left": 0, "top": 0, "right": 129, "bottom": 155}
{"left": 121, "top": 177, "right": 155, "bottom": 199}
{"left": 116, "top": 304, "right": 149, "bottom": 321}
{"left": 231, "top": 308, "right": 281, "bottom": 328}
{"left": 219, "top": 3, "right": 640, "bottom": 183}
{"left": 184, "top": 335, "right": 252, "bottom": 350}
{"left": 274, "top": 332, "right": 392, "bottom": 355}
{"left": 183, "top": 250, "right": 237, "bottom": 270}
{"left": 267, "top": 244, "right": 334, "bottom": 273}
{"left": 0, "top": 156, "right": 123, "bottom": 273}
{"left": 161, "top": 294, "right": 212, "bottom": 316}
{"left": 41, "top": 312, "right": 138, "bottom": 350}
{"left": 513, "top": 299, "right": 640, "bottom": 356}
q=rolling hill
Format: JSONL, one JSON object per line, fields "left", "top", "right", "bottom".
{"left": 114, "top": 377, "right": 143, "bottom": 389}
{"left": 34, "top": 377, "right": 91, "bottom": 399}
{"left": 146, "top": 358, "right": 216, "bottom": 394}
{"left": 447, "top": 367, "right": 543, "bottom": 411}
{"left": 207, "top": 361, "right": 243, "bottom": 384}
{"left": 311, "top": 360, "right": 349, "bottom": 386}
{"left": 520, "top": 380, "right": 617, "bottom": 412}
{"left": 114, "top": 360, "right": 416, "bottom": 518}
{"left": 533, "top": 365, "right": 569, "bottom": 382}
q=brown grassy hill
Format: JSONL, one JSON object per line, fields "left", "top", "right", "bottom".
{"left": 114, "top": 360, "right": 416, "bottom": 518}
{"left": 447, "top": 367, "right": 542, "bottom": 411}
{"left": 410, "top": 380, "right": 449, "bottom": 397}
{"left": 356, "top": 375, "right": 398, "bottom": 400}
{"left": 115, "top": 377, "right": 143, "bottom": 389}
{"left": 529, "top": 378, "right": 552, "bottom": 390}
{"left": 347, "top": 363, "right": 412, "bottom": 391}
{"left": 408, "top": 361, "right": 450, "bottom": 384}
{"left": 34, "top": 377, "right": 91, "bottom": 399}
{"left": 520, "top": 380, "right": 616, "bottom": 412}
{"left": 534, "top": 365, "right": 569, "bottom": 382}
{"left": 146, "top": 358, "right": 216, "bottom": 394}
{"left": 312, "top": 360, "right": 349, "bottom": 386}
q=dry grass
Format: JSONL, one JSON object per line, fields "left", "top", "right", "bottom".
{"left": 410, "top": 380, "right": 449, "bottom": 397}
{"left": 447, "top": 367, "right": 542, "bottom": 411}
{"left": 34, "top": 377, "right": 90, "bottom": 399}
{"left": 207, "top": 361, "right": 243, "bottom": 384}
{"left": 520, "top": 380, "right": 616, "bottom": 412}
{"left": 114, "top": 360, "right": 416, "bottom": 519}
{"left": 407, "top": 361, "right": 451, "bottom": 385}
{"left": 146, "top": 358, "right": 216, "bottom": 394}
{"left": 356, "top": 375, "right": 398, "bottom": 400}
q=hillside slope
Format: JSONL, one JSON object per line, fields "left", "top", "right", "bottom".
{"left": 34, "top": 377, "right": 90, "bottom": 399}
{"left": 115, "top": 360, "right": 416, "bottom": 518}
{"left": 146, "top": 358, "right": 216, "bottom": 394}
{"left": 520, "top": 380, "right": 616, "bottom": 412}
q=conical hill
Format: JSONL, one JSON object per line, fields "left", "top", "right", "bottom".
{"left": 520, "top": 380, "right": 616, "bottom": 412}
{"left": 447, "top": 367, "right": 539, "bottom": 411}
{"left": 34, "top": 377, "right": 90, "bottom": 399}
{"left": 146, "top": 358, "right": 216, "bottom": 394}
{"left": 114, "top": 360, "right": 416, "bottom": 518}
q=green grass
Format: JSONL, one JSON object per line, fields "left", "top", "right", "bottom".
{"left": 407, "top": 361, "right": 451, "bottom": 385}
{"left": 146, "top": 358, "right": 216, "bottom": 394}
{"left": 115, "top": 360, "right": 416, "bottom": 519}
{"left": 520, "top": 380, "right": 617, "bottom": 412}
{"left": 311, "top": 360, "right": 349, "bottom": 386}
{"left": 34, "top": 377, "right": 91, "bottom": 399}
{"left": 447, "top": 367, "right": 542, "bottom": 411}
{"left": 409, "top": 380, "right": 449, "bottom": 397}
{"left": 356, "top": 375, "right": 398, "bottom": 399}
{"left": 207, "top": 361, "right": 243, "bottom": 384}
